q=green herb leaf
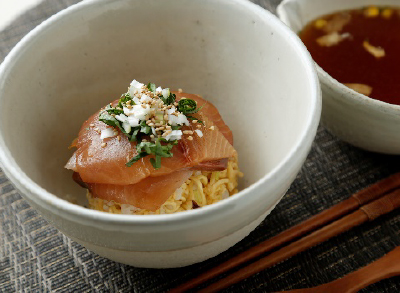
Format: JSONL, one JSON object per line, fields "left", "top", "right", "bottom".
{"left": 126, "top": 152, "right": 148, "bottom": 167}
{"left": 171, "top": 125, "right": 181, "bottom": 130}
{"left": 99, "top": 111, "right": 131, "bottom": 139}
{"left": 118, "top": 93, "right": 132, "bottom": 108}
{"left": 125, "top": 138, "right": 175, "bottom": 169}
{"left": 150, "top": 158, "right": 157, "bottom": 168}
{"left": 147, "top": 82, "right": 156, "bottom": 93}
{"left": 104, "top": 104, "right": 123, "bottom": 115}
{"left": 140, "top": 120, "right": 152, "bottom": 135}
{"left": 178, "top": 98, "right": 202, "bottom": 114}
{"left": 161, "top": 93, "right": 176, "bottom": 105}
{"left": 129, "top": 128, "right": 140, "bottom": 142}
{"left": 186, "top": 115, "right": 204, "bottom": 124}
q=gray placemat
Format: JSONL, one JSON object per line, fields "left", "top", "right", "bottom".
{"left": 2, "top": 0, "right": 400, "bottom": 292}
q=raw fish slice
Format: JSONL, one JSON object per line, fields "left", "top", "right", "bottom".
{"left": 176, "top": 93, "right": 232, "bottom": 171}
{"left": 192, "top": 158, "right": 228, "bottom": 171}
{"left": 66, "top": 94, "right": 233, "bottom": 172}
{"left": 65, "top": 151, "right": 77, "bottom": 171}
{"left": 174, "top": 92, "right": 233, "bottom": 145}
{"left": 69, "top": 100, "right": 236, "bottom": 185}
{"left": 87, "top": 170, "right": 192, "bottom": 211}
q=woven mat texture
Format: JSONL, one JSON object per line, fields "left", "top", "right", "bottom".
{"left": 2, "top": 0, "right": 400, "bottom": 292}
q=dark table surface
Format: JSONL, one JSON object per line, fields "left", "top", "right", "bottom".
{"left": 2, "top": 0, "right": 400, "bottom": 292}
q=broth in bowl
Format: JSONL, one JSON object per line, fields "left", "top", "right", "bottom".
{"left": 299, "top": 6, "right": 400, "bottom": 104}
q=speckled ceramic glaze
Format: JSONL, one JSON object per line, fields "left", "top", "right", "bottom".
{"left": 0, "top": 0, "right": 320, "bottom": 267}
{"left": 278, "top": 0, "right": 400, "bottom": 154}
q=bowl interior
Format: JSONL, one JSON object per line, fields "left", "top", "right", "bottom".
{"left": 0, "top": 0, "right": 316, "bottom": 206}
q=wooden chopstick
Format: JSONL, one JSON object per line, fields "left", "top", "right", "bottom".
{"left": 195, "top": 189, "right": 400, "bottom": 292}
{"left": 170, "top": 173, "right": 400, "bottom": 292}
{"left": 282, "top": 246, "right": 400, "bottom": 293}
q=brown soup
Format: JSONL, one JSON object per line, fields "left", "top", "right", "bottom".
{"left": 299, "top": 6, "right": 400, "bottom": 105}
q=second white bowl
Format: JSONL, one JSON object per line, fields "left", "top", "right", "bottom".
{"left": 278, "top": 0, "right": 400, "bottom": 154}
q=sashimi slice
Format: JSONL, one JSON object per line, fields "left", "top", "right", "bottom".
{"left": 192, "top": 158, "right": 228, "bottom": 171}
{"left": 177, "top": 93, "right": 232, "bottom": 171}
{"left": 65, "top": 151, "right": 77, "bottom": 171}
{"left": 173, "top": 92, "right": 233, "bottom": 145}
{"left": 87, "top": 170, "right": 192, "bottom": 211}
{"left": 69, "top": 100, "right": 236, "bottom": 185}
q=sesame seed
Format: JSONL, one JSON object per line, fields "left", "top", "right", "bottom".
{"left": 141, "top": 104, "right": 146, "bottom": 109}
{"left": 89, "top": 124, "right": 95, "bottom": 127}
{"left": 192, "top": 120, "right": 198, "bottom": 123}
{"left": 183, "top": 130, "right": 193, "bottom": 135}
{"left": 178, "top": 88, "right": 183, "bottom": 93}
{"left": 150, "top": 135, "right": 155, "bottom": 139}
{"left": 197, "top": 124, "right": 202, "bottom": 128}
{"left": 166, "top": 125, "right": 172, "bottom": 130}
{"left": 142, "top": 139, "right": 147, "bottom": 142}
{"left": 101, "top": 143, "right": 107, "bottom": 148}
{"left": 117, "top": 136, "right": 121, "bottom": 141}
{"left": 209, "top": 126, "right": 215, "bottom": 130}
{"left": 187, "top": 136, "right": 193, "bottom": 141}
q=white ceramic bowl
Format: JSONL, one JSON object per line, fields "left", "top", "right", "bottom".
{"left": 0, "top": 0, "right": 320, "bottom": 268}
{"left": 278, "top": 0, "right": 400, "bottom": 154}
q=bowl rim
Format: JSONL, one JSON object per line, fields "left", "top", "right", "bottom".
{"left": 0, "top": 0, "right": 321, "bottom": 228}
{"left": 277, "top": 0, "right": 400, "bottom": 112}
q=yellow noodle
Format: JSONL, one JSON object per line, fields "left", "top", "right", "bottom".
{"left": 87, "top": 155, "right": 243, "bottom": 215}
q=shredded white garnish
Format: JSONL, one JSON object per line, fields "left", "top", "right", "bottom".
{"left": 129, "top": 80, "right": 144, "bottom": 95}
{"left": 165, "top": 130, "right": 183, "bottom": 141}
{"left": 115, "top": 114, "right": 128, "bottom": 123}
{"left": 127, "top": 116, "right": 140, "bottom": 127}
{"left": 100, "top": 128, "right": 117, "bottom": 139}
{"left": 162, "top": 88, "right": 170, "bottom": 98}
{"left": 195, "top": 129, "right": 203, "bottom": 137}
{"left": 168, "top": 113, "right": 190, "bottom": 126}
{"left": 140, "top": 94, "right": 152, "bottom": 103}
